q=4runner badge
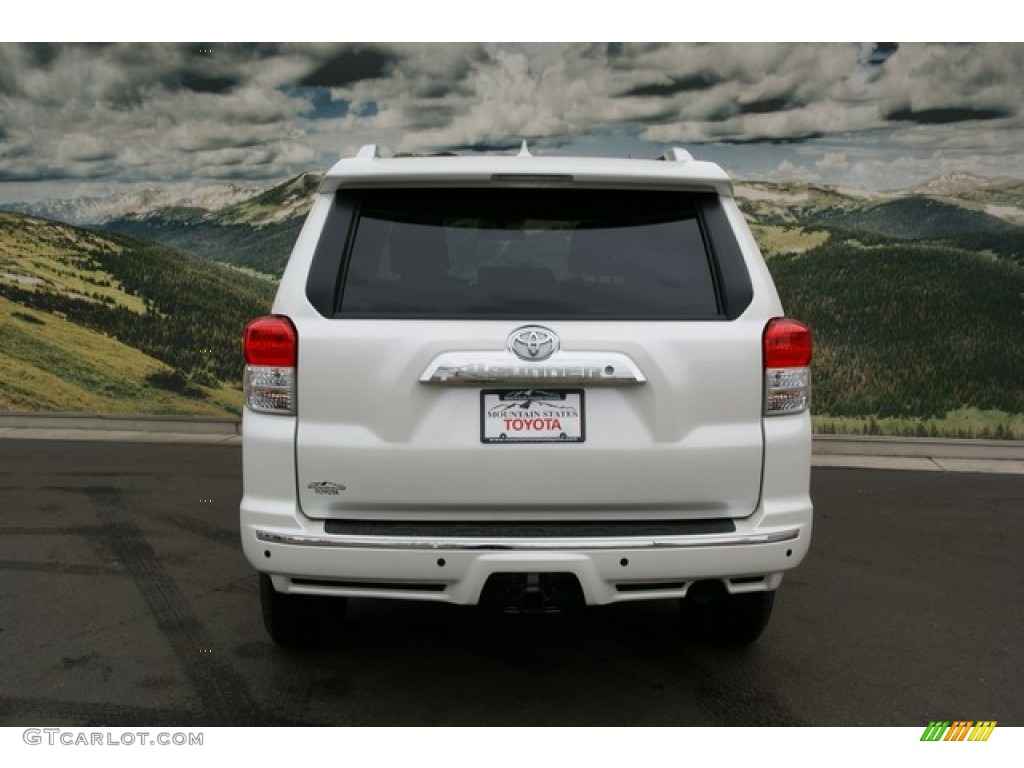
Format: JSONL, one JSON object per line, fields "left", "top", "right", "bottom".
{"left": 307, "top": 481, "right": 346, "bottom": 495}
{"left": 508, "top": 326, "right": 559, "bottom": 361}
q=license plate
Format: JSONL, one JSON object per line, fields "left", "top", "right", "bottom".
{"left": 481, "top": 389, "right": 585, "bottom": 443}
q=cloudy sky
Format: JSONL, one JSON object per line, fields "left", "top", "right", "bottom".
{"left": 0, "top": 41, "right": 1021, "bottom": 203}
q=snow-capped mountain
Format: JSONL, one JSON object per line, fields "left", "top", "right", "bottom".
{"left": 93, "top": 173, "right": 323, "bottom": 277}
{"left": 907, "top": 172, "right": 995, "bottom": 196}
{"left": 0, "top": 182, "right": 269, "bottom": 226}
{"left": 211, "top": 173, "right": 321, "bottom": 227}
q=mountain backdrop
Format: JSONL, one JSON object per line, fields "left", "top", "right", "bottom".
{"left": 1, "top": 170, "right": 1022, "bottom": 436}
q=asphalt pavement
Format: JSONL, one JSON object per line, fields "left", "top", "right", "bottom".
{"left": 0, "top": 438, "right": 1021, "bottom": 726}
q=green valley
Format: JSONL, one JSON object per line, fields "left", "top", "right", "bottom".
{"left": 100, "top": 173, "right": 320, "bottom": 278}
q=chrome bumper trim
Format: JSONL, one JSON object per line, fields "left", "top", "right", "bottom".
{"left": 255, "top": 527, "right": 800, "bottom": 551}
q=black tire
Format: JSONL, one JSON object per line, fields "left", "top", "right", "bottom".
{"left": 681, "top": 590, "right": 775, "bottom": 647}
{"left": 259, "top": 574, "right": 347, "bottom": 649}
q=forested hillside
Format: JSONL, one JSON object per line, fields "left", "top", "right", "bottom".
{"left": 768, "top": 232, "right": 1024, "bottom": 422}
{"left": 802, "top": 197, "right": 1020, "bottom": 240}
{"left": 0, "top": 212, "right": 274, "bottom": 414}
{"left": 738, "top": 179, "right": 1024, "bottom": 437}
{"left": 101, "top": 216, "right": 303, "bottom": 278}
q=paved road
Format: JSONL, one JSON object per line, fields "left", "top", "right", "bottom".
{"left": 0, "top": 440, "right": 1020, "bottom": 726}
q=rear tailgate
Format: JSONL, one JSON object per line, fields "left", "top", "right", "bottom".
{"left": 294, "top": 318, "right": 764, "bottom": 520}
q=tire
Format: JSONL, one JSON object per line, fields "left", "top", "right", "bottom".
{"left": 681, "top": 589, "right": 775, "bottom": 647}
{"left": 259, "top": 574, "right": 347, "bottom": 649}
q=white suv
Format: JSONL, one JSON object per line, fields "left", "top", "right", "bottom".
{"left": 241, "top": 144, "right": 813, "bottom": 647}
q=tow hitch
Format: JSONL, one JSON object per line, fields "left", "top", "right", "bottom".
{"left": 480, "top": 572, "right": 585, "bottom": 614}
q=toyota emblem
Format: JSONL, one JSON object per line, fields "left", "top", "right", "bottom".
{"left": 508, "top": 326, "right": 559, "bottom": 361}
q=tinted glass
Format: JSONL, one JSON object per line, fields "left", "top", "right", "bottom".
{"left": 337, "top": 188, "right": 720, "bottom": 319}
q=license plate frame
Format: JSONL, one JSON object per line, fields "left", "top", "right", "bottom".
{"left": 480, "top": 389, "right": 585, "bottom": 444}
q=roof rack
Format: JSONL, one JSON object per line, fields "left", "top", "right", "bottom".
{"left": 660, "top": 147, "right": 694, "bottom": 163}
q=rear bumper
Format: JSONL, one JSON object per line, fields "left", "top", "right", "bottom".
{"left": 242, "top": 517, "right": 810, "bottom": 606}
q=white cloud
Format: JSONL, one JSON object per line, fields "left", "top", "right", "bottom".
{"left": 816, "top": 152, "right": 849, "bottom": 172}
{"left": 876, "top": 43, "right": 1024, "bottom": 117}
{"left": 0, "top": 42, "right": 1022, "bottom": 200}
{"left": 771, "top": 159, "right": 813, "bottom": 182}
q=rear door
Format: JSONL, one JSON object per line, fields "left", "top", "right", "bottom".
{"left": 294, "top": 187, "right": 764, "bottom": 521}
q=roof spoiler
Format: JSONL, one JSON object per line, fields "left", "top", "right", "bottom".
{"left": 353, "top": 143, "right": 695, "bottom": 163}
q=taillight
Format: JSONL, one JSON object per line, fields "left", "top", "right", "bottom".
{"left": 243, "top": 316, "right": 297, "bottom": 415}
{"left": 763, "top": 318, "right": 812, "bottom": 416}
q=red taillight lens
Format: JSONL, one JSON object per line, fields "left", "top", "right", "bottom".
{"left": 243, "top": 316, "right": 297, "bottom": 415}
{"left": 763, "top": 318, "right": 812, "bottom": 368}
{"left": 244, "top": 316, "right": 297, "bottom": 367}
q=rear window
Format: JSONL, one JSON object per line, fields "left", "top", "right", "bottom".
{"left": 336, "top": 188, "right": 721, "bottom": 319}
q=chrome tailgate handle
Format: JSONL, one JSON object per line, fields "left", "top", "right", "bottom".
{"left": 419, "top": 351, "right": 646, "bottom": 386}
